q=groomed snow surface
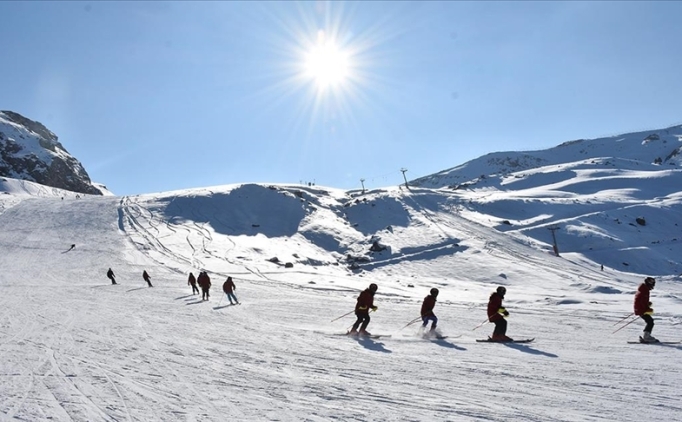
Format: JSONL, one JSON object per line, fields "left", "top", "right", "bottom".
{"left": 1, "top": 180, "right": 681, "bottom": 421}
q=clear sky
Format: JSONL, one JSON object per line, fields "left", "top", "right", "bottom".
{"left": 1, "top": 1, "right": 681, "bottom": 195}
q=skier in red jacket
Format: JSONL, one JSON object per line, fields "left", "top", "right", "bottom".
{"left": 634, "top": 277, "right": 657, "bottom": 342}
{"left": 222, "top": 276, "right": 239, "bottom": 305}
{"left": 487, "top": 286, "right": 513, "bottom": 342}
{"left": 349, "top": 283, "right": 378, "bottom": 336}
{"left": 197, "top": 271, "right": 211, "bottom": 301}
{"left": 421, "top": 288, "right": 439, "bottom": 333}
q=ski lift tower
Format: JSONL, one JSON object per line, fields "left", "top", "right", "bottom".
{"left": 548, "top": 225, "right": 560, "bottom": 257}
{"left": 400, "top": 168, "right": 409, "bottom": 190}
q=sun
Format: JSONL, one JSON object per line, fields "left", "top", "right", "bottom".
{"left": 304, "top": 30, "right": 349, "bottom": 89}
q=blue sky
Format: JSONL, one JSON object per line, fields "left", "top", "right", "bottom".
{"left": 1, "top": 1, "right": 681, "bottom": 195}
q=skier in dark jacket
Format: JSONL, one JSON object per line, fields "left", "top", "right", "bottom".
{"left": 107, "top": 268, "right": 116, "bottom": 285}
{"left": 487, "top": 286, "right": 512, "bottom": 342}
{"left": 349, "top": 283, "right": 378, "bottom": 336}
{"left": 197, "top": 271, "right": 211, "bottom": 301}
{"left": 421, "top": 288, "right": 439, "bottom": 333}
{"left": 222, "top": 276, "right": 239, "bottom": 305}
{"left": 634, "top": 277, "right": 657, "bottom": 342}
{"left": 188, "top": 272, "right": 199, "bottom": 295}
{"left": 142, "top": 270, "right": 153, "bottom": 287}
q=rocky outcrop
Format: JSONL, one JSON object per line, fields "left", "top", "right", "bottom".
{"left": 0, "top": 111, "right": 102, "bottom": 195}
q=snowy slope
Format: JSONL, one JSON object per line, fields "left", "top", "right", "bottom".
{"left": 1, "top": 179, "right": 681, "bottom": 421}
{"left": 410, "top": 125, "right": 682, "bottom": 189}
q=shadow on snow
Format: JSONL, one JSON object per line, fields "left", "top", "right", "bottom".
{"left": 354, "top": 337, "right": 392, "bottom": 353}
{"left": 503, "top": 343, "right": 559, "bottom": 358}
{"left": 430, "top": 338, "right": 467, "bottom": 351}
{"left": 126, "top": 287, "right": 148, "bottom": 293}
{"left": 213, "top": 304, "right": 238, "bottom": 310}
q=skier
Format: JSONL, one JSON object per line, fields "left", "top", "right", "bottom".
{"left": 222, "top": 276, "right": 239, "bottom": 305}
{"left": 197, "top": 271, "right": 211, "bottom": 301}
{"left": 487, "top": 286, "right": 513, "bottom": 342}
{"left": 349, "top": 283, "right": 378, "bottom": 336}
{"left": 143, "top": 270, "right": 153, "bottom": 287}
{"left": 107, "top": 268, "right": 116, "bottom": 285}
{"left": 421, "top": 288, "right": 439, "bottom": 334}
{"left": 634, "top": 277, "right": 657, "bottom": 342}
{"left": 188, "top": 272, "right": 199, "bottom": 295}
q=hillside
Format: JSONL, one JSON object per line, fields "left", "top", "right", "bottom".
{"left": 0, "top": 111, "right": 103, "bottom": 195}
{"left": 0, "top": 177, "right": 681, "bottom": 421}
{"left": 410, "top": 124, "right": 682, "bottom": 189}
{"left": 406, "top": 125, "right": 682, "bottom": 277}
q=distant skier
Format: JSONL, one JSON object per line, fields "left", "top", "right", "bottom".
{"left": 188, "top": 272, "right": 199, "bottom": 295}
{"left": 197, "top": 271, "right": 211, "bottom": 301}
{"left": 348, "top": 283, "right": 378, "bottom": 336}
{"left": 67, "top": 244, "right": 76, "bottom": 251}
{"left": 634, "top": 277, "right": 657, "bottom": 342}
{"left": 107, "top": 268, "right": 116, "bottom": 285}
{"left": 421, "top": 288, "right": 439, "bottom": 333}
{"left": 487, "top": 286, "right": 513, "bottom": 342}
{"left": 143, "top": 270, "right": 153, "bottom": 287}
{"left": 222, "top": 276, "right": 239, "bottom": 305}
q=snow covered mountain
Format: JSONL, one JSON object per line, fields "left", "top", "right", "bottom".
{"left": 410, "top": 124, "right": 682, "bottom": 189}
{"left": 0, "top": 111, "right": 103, "bottom": 195}
{"left": 1, "top": 177, "right": 681, "bottom": 421}
{"left": 1, "top": 122, "right": 682, "bottom": 421}
{"left": 406, "top": 124, "right": 682, "bottom": 277}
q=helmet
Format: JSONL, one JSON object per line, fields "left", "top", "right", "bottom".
{"left": 369, "top": 283, "right": 378, "bottom": 292}
{"left": 430, "top": 288, "right": 439, "bottom": 297}
{"left": 645, "top": 277, "right": 656, "bottom": 288}
{"left": 496, "top": 286, "right": 506, "bottom": 296}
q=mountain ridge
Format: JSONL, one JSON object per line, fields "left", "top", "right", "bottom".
{"left": 0, "top": 110, "right": 102, "bottom": 195}
{"left": 410, "top": 124, "right": 682, "bottom": 189}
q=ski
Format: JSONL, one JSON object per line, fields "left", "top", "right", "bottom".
{"left": 351, "top": 334, "right": 391, "bottom": 339}
{"left": 627, "top": 340, "right": 681, "bottom": 344}
{"left": 476, "top": 338, "right": 534, "bottom": 343}
{"left": 332, "top": 333, "right": 391, "bottom": 339}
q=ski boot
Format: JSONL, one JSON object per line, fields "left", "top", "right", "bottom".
{"left": 641, "top": 332, "right": 659, "bottom": 343}
{"left": 491, "top": 334, "right": 514, "bottom": 342}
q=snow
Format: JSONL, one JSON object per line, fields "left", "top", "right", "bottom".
{"left": 0, "top": 112, "right": 66, "bottom": 175}
{"left": 411, "top": 125, "right": 682, "bottom": 189}
{"left": 0, "top": 170, "right": 681, "bottom": 421}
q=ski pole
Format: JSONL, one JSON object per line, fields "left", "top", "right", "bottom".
{"left": 400, "top": 316, "right": 423, "bottom": 330}
{"left": 612, "top": 312, "right": 634, "bottom": 326}
{"left": 472, "top": 318, "right": 489, "bottom": 331}
{"left": 218, "top": 294, "right": 224, "bottom": 307}
{"left": 612, "top": 315, "right": 639, "bottom": 334}
{"left": 331, "top": 310, "right": 354, "bottom": 322}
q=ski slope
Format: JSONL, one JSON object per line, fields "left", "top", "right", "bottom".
{"left": 0, "top": 180, "right": 681, "bottom": 421}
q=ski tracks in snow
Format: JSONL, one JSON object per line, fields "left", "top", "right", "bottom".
{"left": 120, "top": 196, "right": 244, "bottom": 275}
